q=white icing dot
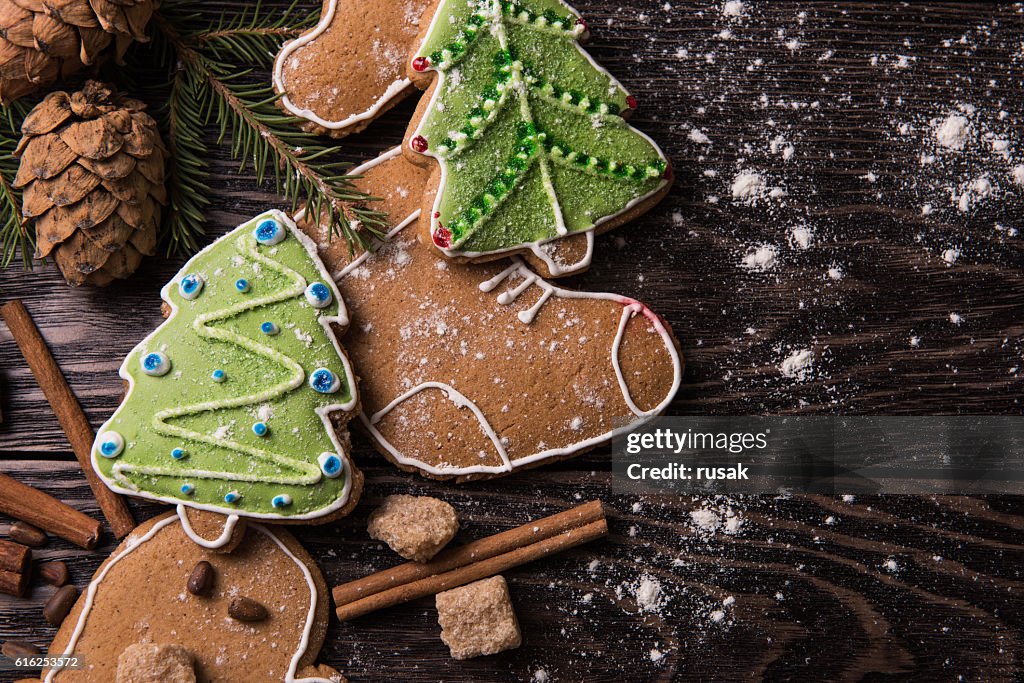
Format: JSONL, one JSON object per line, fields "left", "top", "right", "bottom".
{"left": 304, "top": 282, "right": 333, "bottom": 309}
{"left": 254, "top": 218, "right": 286, "bottom": 245}
{"left": 141, "top": 352, "right": 171, "bottom": 377}
{"left": 96, "top": 431, "right": 125, "bottom": 458}
{"left": 318, "top": 452, "right": 344, "bottom": 479}
{"left": 178, "top": 274, "right": 204, "bottom": 300}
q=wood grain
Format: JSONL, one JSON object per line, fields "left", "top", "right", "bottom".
{"left": 0, "top": 461, "right": 1020, "bottom": 681}
{"left": 0, "top": 1, "right": 1021, "bottom": 681}
{"left": 0, "top": 301, "right": 134, "bottom": 538}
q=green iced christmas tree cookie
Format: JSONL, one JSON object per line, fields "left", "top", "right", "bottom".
{"left": 408, "top": 0, "right": 671, "bottom": 268}
{"left": 91, "top": 210, "right": 359, "bottom": 522}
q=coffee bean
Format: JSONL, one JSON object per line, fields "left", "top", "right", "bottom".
{"left": 1, "top": 639, "right": 40, "bottom": 658}
{"left": 9, "top": 522, "right": 46, "bottom": 548}
{"left": 42, "top": 585, "right": 78, "bottom": 626}
{"left": 39, "top": 561, "right": 69, "bottom": 587}
{"left": 228, "top": 596, "right": 267, "bottom": 622}
{"left": 186, "top": 560, "right": 214, "bottom": 596}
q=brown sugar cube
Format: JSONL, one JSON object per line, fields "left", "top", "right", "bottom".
{"left": 435, "top": 576, "right": 521, "bottom": 660}
{"left": 367, "top": 495, "right": 458, "bottom": 563}
{"left": 116, "top": 642, "right": 196, "bottom": 683}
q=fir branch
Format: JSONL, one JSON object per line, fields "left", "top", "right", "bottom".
{"left": 162, "top": 65, "right": 213, "bottom": 255}
{"left": 149, "top": 5, "right": 385, "bottom": 251}
{"left": 0, "top": 100, "right": 33, "bottom": 269}
{"left": 198, "top": 0, "right": 315, "bottom": 65}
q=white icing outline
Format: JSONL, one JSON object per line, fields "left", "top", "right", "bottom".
{"left": 529, "top": 228, "right": 594, "bottom": 277}
{"left": 410, "top": 0, "right": 670, "bottom": 275}
{"left": 272, "top": 0, "right": 413, "bottom": 131}
{"left": 367, "top": 381, "right": 512, "bottom": 474}
{"left": 44, "top": 516, "right": 335, "bottom": 683}
{"left": 177, "top": 504, "right": 241, "bottom": 549}
{"left": 91, "top": 210, "right": 359, "bottom": 522}
{"left": 328, "top": 148, "right": 681, "bottom": 477}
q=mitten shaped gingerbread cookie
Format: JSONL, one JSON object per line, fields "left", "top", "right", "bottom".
{"left": 403, "top": 0, "right": 673, "bottom": 276}
{"left": 300, "top": 148, "right": 682, "bottom": 480}
{"left": 42, "top": 512, "right": 345, "bottom": 682}
{"left": 91, "top": 211, "right": 362, "bottom": 547}
{"left": 273, "top": 0, "right": 432, "bottom": 137}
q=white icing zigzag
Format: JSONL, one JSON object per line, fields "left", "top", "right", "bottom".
{"left": 111, "top": 232, "right": 324, "bottom": 488}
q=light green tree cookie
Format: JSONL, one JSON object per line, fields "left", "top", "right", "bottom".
{"left": 91, "top": 210, "right": 358, "bottom": 521}
{"left": 408, "top": 0, "right": 670, "bottom": 266}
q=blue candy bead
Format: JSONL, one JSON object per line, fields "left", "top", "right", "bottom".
{"left": 179, "top": 274, "right": 204, "bottom": 300}
{"left": 304, "top": 282, "right": 332, "bottom": 309}
{"left": 318, "top": 452, "right": 344, "bottom": 479}
{"left": 141, "top": 352, "right": 171, "bottom": 377}
{"left": 254, "top": 218, "right": 286, "bottom": 245}
{"left": 309, "top": 368, "right": 341, "bottom": 394}
{"left": 97, "top": 431, "right": 124, "bottom": 458}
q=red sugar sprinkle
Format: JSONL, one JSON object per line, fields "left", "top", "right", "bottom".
{"left": 410, "top": 136, "right": 428, "bottom": 153}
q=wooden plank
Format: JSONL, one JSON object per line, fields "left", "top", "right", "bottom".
{"left": 1, "top": 2, "right": 1022, "bottom": 451}
{"left": 0, "top": 461, "right": 1020, "bottom": 681}
{"left": 0, "top": 1, "right": 1021, "bottom": 680}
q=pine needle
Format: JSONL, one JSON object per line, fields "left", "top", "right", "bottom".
{"left": 0, "top": 100, "right": 33, "bottom": 269}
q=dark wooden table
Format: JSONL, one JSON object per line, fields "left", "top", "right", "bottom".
{"left": 1, "top": 2, "right": 1022, "bottom": 681}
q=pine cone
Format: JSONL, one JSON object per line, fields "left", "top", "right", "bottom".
{"left": 0, "top": 0, "right": 158, "bottom": 104}
{"left": 14, "top": 80, "right": 166, "bottom": 286}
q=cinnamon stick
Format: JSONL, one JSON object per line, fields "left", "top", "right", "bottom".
{"left": 1, "top": 300, "right": 135, "bottom": 538}
{"left": 0, "top": 569, "right": 28, "bottom": 597}
{"left": 0, "top": 538, "right": 30, "bottom": 596}
{"left": 0, "top": 473, "right": 101, "bottom": 549}
{"left": 0, "top": 538, "right": 30, "bottom": 574}
{"left": 334, "top": 501, "right": 608, "bottom": 621}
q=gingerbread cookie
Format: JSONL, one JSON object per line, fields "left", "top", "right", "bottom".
{"left": 403, "top": 0, "right": 673, "bottom": 276}
{"left": 91, "top": 211, "right": 362, "bottom": 544}
{"left": 273, "top": 0, "right": 432, "bottom": 137}
{"left": 299, "top": 148, "right": 682, "bottom": 480}
{"left": 43, "top": 512, "right": 344, "bottom": 682}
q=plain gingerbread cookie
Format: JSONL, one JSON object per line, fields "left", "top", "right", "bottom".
{"left": 42, "top": 512, "right": 341, "bottom": 683}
